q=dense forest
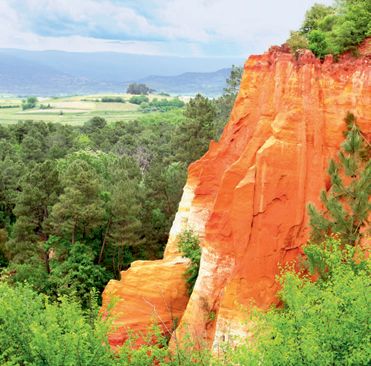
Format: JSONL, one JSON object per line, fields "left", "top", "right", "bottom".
{"left": 0, "top": 66, "right": 242, "bottom": 307}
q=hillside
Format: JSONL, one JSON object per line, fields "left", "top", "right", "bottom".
{"left": 139, "top": 68, "right": 231, "bottom": 95}
{"left": 0, "top": 49, "right": 242, "bottom": 96}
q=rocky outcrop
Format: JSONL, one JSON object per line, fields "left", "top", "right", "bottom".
{"left": 100, "top": 183, "right": 195, "bottom": 347}
{"left": 101, "top": 257, "right": 189, "bottom": 347}
{"left": 102, "top": 40, "right": 371, "bottom": 349}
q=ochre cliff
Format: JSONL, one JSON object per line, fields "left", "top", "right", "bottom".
{"left": 101, "top": 40, "right": 371, "bottom": 350}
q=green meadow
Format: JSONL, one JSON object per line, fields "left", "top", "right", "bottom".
{"left": 0, "top": 94, "right": 185, "bottom": 125}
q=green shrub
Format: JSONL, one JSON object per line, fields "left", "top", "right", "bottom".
{"left": 101, "top": 96, "right": 125, "bottom": 103}
{"left": 287, "top": 0, "right": 371, "bottom": 57}
{"left": 287, "top": 31, "right": 309, "bottom": 54}
{"left": 0, "top": 282, "right": 114, "bottom": 366}
{"left": 129, "top": 95, "right": 149, "bottom": 105}
{"left": 139, "top": 97, "right": 185, "bottom": 113}
{"left": 308, "top": 30, "right": 329, "bottom": 58}
{"left": 21, "top": 96, "right": 38, "bottom": 110}
{"left": 177, "top": 230, "right": 201, "bottom": 294}
{"left": 0, "top": 282, "right": 216, "bottom": 365}
{"left": 225, "top": 238, "right": 370, "bottom": 366}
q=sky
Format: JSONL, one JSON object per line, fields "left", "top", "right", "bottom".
{"left": 0, "top": 0, "right": 333, "bottom": 57}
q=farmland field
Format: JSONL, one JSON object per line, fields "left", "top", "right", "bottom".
{"left": 0, "top": 94, "right": 186, "bottom": 126}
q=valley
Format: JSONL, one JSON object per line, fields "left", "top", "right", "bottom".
{"left": 0, "top": 93, "right": 188, "bottom": 125}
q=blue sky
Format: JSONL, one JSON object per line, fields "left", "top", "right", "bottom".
{"left": 0, "top": 0, "right": 333, "bottom": 57}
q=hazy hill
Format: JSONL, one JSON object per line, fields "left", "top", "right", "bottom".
{"left": 139, "top": 68, "right": 231, "bottom": 96}
{"left": 0, "top": 53, "right": 118, "bottom": 96}
{"left": 0, "top": 49, "right": 242, "bottom": 96}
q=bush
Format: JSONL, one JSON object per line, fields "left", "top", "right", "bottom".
{"left": 21, "top": 96, "right": 38, "bottom": 110}
{"left": 0, "top": 283, "right": 214, "bottom": 365}
{"left": 308, "top": 30, "right": 329, "bottom": 59}
{"left": 139, "top": 97, "right": 185, "bottom": 113}
{"left": 0, "top": 105, "right": 19, "bottom": 109}
{"left": 129, "top": 95, "right": 149, "bottom": 105}
{"left": 225, "top": 238, "right": 370, "bottom": 366}
{"left": 0, "top": 283, "right": 114, "bottom": 366}
{"left": 177, "top": 230, "right": 201, "bottom": 294}
{"left": 39, "top": 103, "right": 51, "bottom": 109}
{"left": 101, "top": 97, "right": 125, "bottom": 103}
{"left": 287, "top": 0, "right": 371, "bottom": 57}
{"left": 287, "top": 31, "right": 309, "bottom": 54}
{"left": 126, "top": 83, "right": 152, "bottom": 95}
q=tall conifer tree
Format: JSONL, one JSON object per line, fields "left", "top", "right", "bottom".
{"left": 308, "top": 113, "right": 370, "bottom": 245}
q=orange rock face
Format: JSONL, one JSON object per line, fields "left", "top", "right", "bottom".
{"left": 101, "top": 257, "right": 189, "bottom": 347}
{"left": 102, "top": 41, "right": 371, "bottom": 349}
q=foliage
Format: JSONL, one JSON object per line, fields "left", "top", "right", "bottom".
{"left": 0, "top": 282, "right": 114, "bottom": 366}
{"left": 21, "top": 96, "right": 38, "bottom": 110}
{"left": 223, "top": 64, "right": 243, "bottom": 97}
{"left": 173, "top": 93, "right": 216, "bottom": 165}
{"left": 49, "top": 159, "right": 106, "bottom": 244}
{"left": 82, "top": 116, "right": 107, "bottom": 133}
{"left": 329, "top": 0, "right": 371, "bottom": 54}
{"left": 101, "top": 96, "right": 125, "bottom": 103}
{"left": 308, "top": 113, "right": 370, "bottom": 245}
{"left": 226, "top": 238, "right": 370, "bottom": 366}
{"left": 129, "top": 95, "right": 149, "bottom": 105}
{"left": 5, "top": 160, "right": 61, "bottom": 262}
{"left": 139, "top": 97, "right": 185, "bottom": 113}
{"left": 213, "top": 65, "right": 242, "bottom": 139}
{"left": 287, "top": 31, "right": 309, "bottom": 54}
{"left": 126, "top": 83, "right": 152, "bottom": 95}
{"left": 0, "top": 67, "right": 238, "bottom": 310}
{"left": 300, "top": 3, "right": 335, "bottom": 34}
{"left": 178, "top": 230, "right": 201, "bottom": 294}
{"left": 308, "top": 30, "right": 329, "bottom": 58}
{"left": 50, "top": 242, "right": 109, "bottom": 306}
{"left": 0, "top": 105, "right": 19, "bottom": 109}
{"left": 0, "top": 283, "right": 216, "bottom": 365}
{"left": 0, "top": 110, "right": 206, "bottom": 304}
{"left": 287, "top": 0, "right": 371, "bottom": 57}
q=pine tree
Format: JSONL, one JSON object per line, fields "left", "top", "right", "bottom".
{"left": 308, "top": 113, "right": 370, "bottom": 245}
{"left": 49, "top": 159, "right": 105, "bottom": 244}
{"left": 223, "top": 65, "right": 243, "bottom": 97}
{"left": 173, "top": 94, "right": 216, "bottom": 165}
{"left": 98, "top": 173, "right": 142, "bottom": 267}
{"left": 8, "top": 161, "right": 61, "bottom": 262}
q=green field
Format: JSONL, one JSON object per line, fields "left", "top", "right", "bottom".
{"left": 0, "top": 94, "right": 184, "bottom": 126}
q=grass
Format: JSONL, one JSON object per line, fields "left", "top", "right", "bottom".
{"left": 0, "top": 94, "right": 184, "bottom": 126}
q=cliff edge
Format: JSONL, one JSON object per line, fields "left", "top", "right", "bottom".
{"left": 101, "top": 40, "right": 371, "bottom": 349}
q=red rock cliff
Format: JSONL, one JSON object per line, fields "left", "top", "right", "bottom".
{"left": 101, "top": 41, "right": 371, "bottom": 349}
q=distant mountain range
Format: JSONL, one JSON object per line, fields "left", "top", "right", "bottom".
{"left": 0, "top": 49, "right": 243, "bottom": 96}
{"left": 139, "top": 68, "right": 232, "bottom": 95}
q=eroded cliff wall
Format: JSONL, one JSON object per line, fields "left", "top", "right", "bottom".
{"left": 101, "top": 41, "right": 371, "bottom": 349}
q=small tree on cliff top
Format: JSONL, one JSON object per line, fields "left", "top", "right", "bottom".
{"left": 308, "top": 112, "right": 370, "bottom": 245}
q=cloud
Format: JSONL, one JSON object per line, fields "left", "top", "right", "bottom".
{"left": 154, "top": 0, "right": 335, "bottom": 53}
{"left": 0, "top": 0, "right": 334, "bottom": 56}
